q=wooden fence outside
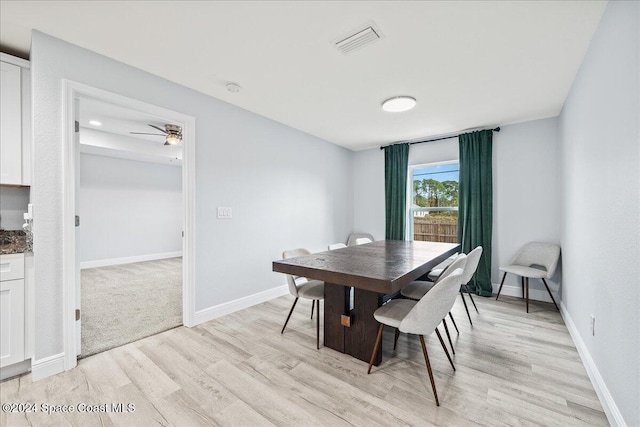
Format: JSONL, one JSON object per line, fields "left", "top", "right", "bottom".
{"left": 413, "top": 218, "right": 458, "bottom": 243}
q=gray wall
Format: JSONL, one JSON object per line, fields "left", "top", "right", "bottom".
{"left": 559, "top": 1, "right": 639, "bottom": 425}
{"left": 79, "top": 153, "right": 182, "bottom": 263}
{"left": 31, "top": 31, "right": 354, "bottom": 359}
{"left": 352, "top": 117, "right": 562, "bottom": 297}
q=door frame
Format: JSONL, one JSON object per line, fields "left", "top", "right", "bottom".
{"left": 61, "top": 80, "right": 197, "bottom": 371}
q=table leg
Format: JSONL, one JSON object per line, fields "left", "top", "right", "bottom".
{"left": 324, "top": 283, "right": 348, "bottom": 352}
{"left": 346, "top": 288, "right": 383, "bottom": 366}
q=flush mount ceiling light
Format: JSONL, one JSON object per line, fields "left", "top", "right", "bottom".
{"left": 381, "top": 96, "right": 417, "bottom": 113}
{"left": 226, "top": 82, "right": 241, "bottom": 93}
{"left": 89, "top": 120, "right": 102, "bottom": 126}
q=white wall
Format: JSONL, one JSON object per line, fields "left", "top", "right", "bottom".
{"left": 0, "top": 186, "right": 29, "bottom": 230}
{"left": 31, "top": 31, "right": 354, "bottom": 360}
{"left": 353, "top": 117, "right": 562, "bottom": 298}
{"left": 559, "top": 1, "right": 639, "bottom": 425}
{"left": 79, "top": 153, "right": 182, "bottom": 264}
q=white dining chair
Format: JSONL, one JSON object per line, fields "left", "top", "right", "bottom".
{"left": 281, "top": 248, "right": 324, "bottom": 349}
{"left": 496, "top": 242, "right": 560, "bottom": 313}
{"left": 328, "top": 243, "right": 347, "bottom": 250}
{"left": 367, "top": 268, "right": 465, "bottom": 406}
{"left": 347, "top": 233, "right": 374, "bottom": 246}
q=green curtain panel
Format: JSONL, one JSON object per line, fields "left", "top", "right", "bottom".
{"left": 384, "top": 143, "right": 409, "bottom": 240}
{"left": 458, "top": 130, "right": 493, "bottom": 296}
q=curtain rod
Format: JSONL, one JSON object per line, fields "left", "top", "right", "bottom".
{"left": 379, "top": 127, "right": 500, "bottom": 150}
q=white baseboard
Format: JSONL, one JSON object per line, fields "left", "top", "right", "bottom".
{"left": 80, "top": 251, "right": 182, "bottom": 269}
{"left": 560, "top": 301, "right": 626, "bottom": 427}
{"left": 31, "top": 353, "right": 65, "bottom": 381}
{"left": 492, "top": 282, "right": 558, "bottom": 303}
{"left": 194, "top": 284, "right": 289, "bottom": 325}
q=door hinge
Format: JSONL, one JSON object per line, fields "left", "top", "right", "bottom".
{"left": 75, "top": 121, "right": 79, "bottom": 132}
{"left": 75, "top": 215, "right": 80, "bottom": 227}
{"left": 182, "top": 231, "right": 184, "bottom": 237}
{"left": 75, "top": 309, "right": 80, "bottom": 321}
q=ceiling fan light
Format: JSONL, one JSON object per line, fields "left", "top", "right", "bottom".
{"left": 165, "top": 134, "right": 182, "bottom": 145}
{"left": 381, "top": 96, "right": 417, "bottom": 112}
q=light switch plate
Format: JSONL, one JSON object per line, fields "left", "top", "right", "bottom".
{"left": 217, "top": 207, "right": 232, "bottom": 219}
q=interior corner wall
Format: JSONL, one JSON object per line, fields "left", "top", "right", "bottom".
{"left": 558, "top": 1, "right": 640, "bottom": 425}
{"left": 352, "top": 117, "right": 561, "bottom": 298}
{"left": 30, "top": 31, "right": 354, "bottom": 360}
{"left": 79, "top": 153, "right": 182, "bottom": 264}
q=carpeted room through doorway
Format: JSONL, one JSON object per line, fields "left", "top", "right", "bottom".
{"left": 80, "top": 257, "right": 182, "bottom": 357}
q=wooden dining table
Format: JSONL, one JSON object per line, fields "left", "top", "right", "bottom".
{"left": 272, "top": 240, "right": 460, "bottom": 365}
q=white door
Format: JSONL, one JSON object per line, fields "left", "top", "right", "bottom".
{"left": 75, "top": 98, "right": 82, "bottom": 356}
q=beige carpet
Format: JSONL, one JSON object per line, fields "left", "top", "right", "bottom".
{"left": 80, "top": 257, "right": 182, "bottom": 357}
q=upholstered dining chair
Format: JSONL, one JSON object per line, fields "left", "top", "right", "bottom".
{"left": 328, "top": 243, "right": 347, "bottom": 250}
{"left": 347, "top": 233, "right": 374, "bottom": 246}
{"left": 496, "top": 242, "right": 560, "bottom": 313}
{"left": 401, "top": 253, "right": 467, "bottom": 353}
{"left": 367, "top": 268, "right": 465, "bottom": 406}
{"left": 281, "top": 248, "right": 324, "bottom": 349}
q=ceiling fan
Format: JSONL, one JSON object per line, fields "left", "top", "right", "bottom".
{"left": 130, "top": 124, "right": 182, "bottom": 145}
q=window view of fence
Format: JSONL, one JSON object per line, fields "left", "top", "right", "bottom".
{"left": 411, "top": 163, "right": 459, "bottom": 243}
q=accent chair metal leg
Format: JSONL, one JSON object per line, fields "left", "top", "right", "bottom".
{"left": 526, "top": 278, "right": 529, "bottom": 313}
{"left": 394, "top": 328, "right": 400, "bottom": 350}
{"left": 311, "top": 300, "right": 314, "bottom": 319}
{"left": 448, "top": 312, "right": 459, "bottom": 334}
{"left": 281, "top": 297, "right": 299, "bottom": 334}
{"left": 419, "top": 335, "right": 440, "bottom": 406}
{"left": 368, "top": 324, "right": 385, "bottom": 374}
{"left": 442, "top": 318, "right": 455, "bottom": 354}
{"left": 460, "top": 290, "right": 473, "bottom": 326}
{"left": 435, "top": 328, "right": 456, "bottom": 371}
{"left": 541, "top": 278, "right": 559, "bottom": 310}
{"left": 465, "top": 284, "right": 479, "bottom": 313}
{"left": 496, "top": 272, "right": 507, "bottom": 300}
{"left": 521, "top": 276, "right": 525, "bottom": 298}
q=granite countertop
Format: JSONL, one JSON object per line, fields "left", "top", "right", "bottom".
{"left": 0, "top": 230, "right": 28, "bottom": 254}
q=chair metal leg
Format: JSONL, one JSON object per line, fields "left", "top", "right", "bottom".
{"left": 521, "top": 276, "right": 525, "bottom": 298}
{"left": 541, "top": 278, "right": 559, "bottom": 310}
{"left": 316, "top": 300, "right": 320, "bottom": 349}
{"left": 465, "top": 284, "right": 479, "bottom": 313}
{"left": 311, "top": 300, "right": 314, "bottom": 319}
{"left": 448, "top": 312, "right": 459, "bottom": 334}
{"left": 393, "top": 328, "right": 400, "bottom": 350}
{"left": 281, "top": 297, "right": 299, "bottom": 334}
{"left": 368, "top": 324, "right": 385, "bottom": 374}
{"left": 419, "top": 335, "right": 440, "bottom": 406}
{"left": 526, "top": 278, "right": 529, "bottom": 313}
{"left": 442, "top": 318, "right": 455, "bottom": 355}
{"left": 434, "top": 328, "right": 456, "bottom": 371}
{"left": 460, "top": 290, "right": 473, "bottom": 326}
{"left": 496, "top": 272, "right": 507, "bottom": 300}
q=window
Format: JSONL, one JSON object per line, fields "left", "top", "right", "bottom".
{"left": 410, "top": 162, "right": 459, "bottom": 243}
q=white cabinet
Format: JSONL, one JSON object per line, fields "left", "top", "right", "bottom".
{"left": 0, "top": 254, "right": 25, "bottom": 368}
{"left": 0, "top": 54, "right": 31, "bottom": 186}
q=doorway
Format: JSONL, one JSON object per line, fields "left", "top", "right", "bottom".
{"left": 61, "top": 81, "right": 196, "bottom": 371}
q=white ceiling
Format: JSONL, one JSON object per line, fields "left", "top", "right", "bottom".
{"left": 0, "top": 1, "right": 607, "bottom": 151}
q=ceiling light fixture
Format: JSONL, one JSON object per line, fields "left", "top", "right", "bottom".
{"left": 89, "top": 120, "right": 102, "bottom": 126}
{"left": 226, "top": 82, "right": 241, "bottom": 93}
{"left": 164, "top": 133, "right": 182, "bottom": 146}
{"left": 381, "top": 96, "right": 417, "bottom": 113}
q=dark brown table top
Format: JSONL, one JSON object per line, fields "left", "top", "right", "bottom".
{"left": 273, "top": 240, "right": 460, "bottom": 294}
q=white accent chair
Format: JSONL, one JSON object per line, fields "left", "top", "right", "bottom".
{"left": 354, "top": 237, "right": 373, "bottom": 245}
{"left": 367, "top": 268, "right": 465, "bottom": 406}
{"left": 496, "top": 242, "right": 560, "bottom": 313}
{"left": 347, "top": 233, "right": 374, "bottom": 246}
{"left": 328, "top": 243, "right": 347, "bottom": 250}
{"left": 281, "top": 248, "right": 324, "bottom": 349}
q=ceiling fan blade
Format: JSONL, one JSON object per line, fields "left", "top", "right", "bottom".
{"left": 129, "top": 132, "right": 165, "bottom": 136}
{"left": 148, "top": 124, "right": 168, "bottom": 134}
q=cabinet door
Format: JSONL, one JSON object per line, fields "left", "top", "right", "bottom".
{"left": 0, "top": 61, "right": 22, "bottom": 185}
{"left": 0, "top": 278, "right": 25, "bottom": 367}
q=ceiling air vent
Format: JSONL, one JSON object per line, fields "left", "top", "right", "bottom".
{"left": 334, "top": 22, "right": 383, "bottom": 54}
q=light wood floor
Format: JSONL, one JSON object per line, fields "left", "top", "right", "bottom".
{"left": 1, "top": 294, "right": 608, "bottom": 426}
